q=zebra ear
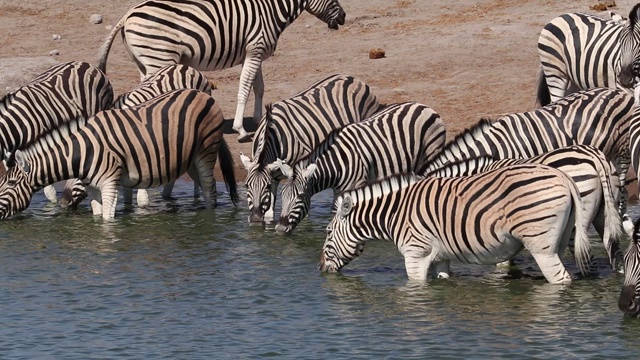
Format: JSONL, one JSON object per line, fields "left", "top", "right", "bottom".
{"left": 15, "top": 150, "right": 30, "bottom": 173}
{"left": 239, "top": 152, "right": 254, "bottom": 170}
{"left": 629, "top": 3, "right": 640, "bottom": 27}
{"left": 303, "top": 164, "right": 317, "bottom": 180}
{"left": 279, "top": 161, "right": 293, "bottom": 179}
{"left": 3, "top": 151, "right": 15, "bottom": 169}
{"left": 339, "top": 196, "right": 353, "bottom": 218}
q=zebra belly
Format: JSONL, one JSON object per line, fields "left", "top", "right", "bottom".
{"left": 443, "top": 234, "right": 524, "bottom": 265}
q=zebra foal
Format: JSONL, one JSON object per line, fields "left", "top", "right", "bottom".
{"left": 0, "top": 61, "right": 113, "bottom": 203}
{"left": 425, "top": 145, "right": 624, "bottom": 272}
{"left": 0, "top": 89, "right": 238, "bottom": 220}
{"left": 59, "top": 64, "right": 215, "bottom": 209}
{"left": 537, "top": 4, "right": 640, "bottom": 105}
{"left": 276, "top": 102, "right": 445, "bottom": 235}
{"left": 240, "top": 74, "right": 380, "bottom": 224}
{"left": 97, "top": 0, "right": 346, "bottom": 142}
{"left": 318, "top": 166, "right": 594, "bottom": 284}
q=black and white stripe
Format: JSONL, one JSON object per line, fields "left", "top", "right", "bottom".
{"left": 240, "top": 74, "right": 381, "bottom": 224}
{"left": 0, "top": 89, "right": 237, "bottom": 220}
{"left": 0, "top": 61, "right": 113, "bottom": 203}
{"left": 276, "top": 102, "right": 445, "bottom": 234}
{"left": 97, "top": 0, "right": 346, "bottom": 142}
{"left": 424, "top": 145, "right": 624, "bottom": 272}
{"left": 537, "top": 4, "right": 640, "bottom": 105}
{"left": 424, "top": 88, "right": 634, "bottom": 216}
{"left": 318, "top": 166, "right": 594, "bottom": 284}
{"left": 619, "top": 218, "right": 640, "bottom": 317}
{"left": 60, "top": 64, "right": 214, "bottom": 209}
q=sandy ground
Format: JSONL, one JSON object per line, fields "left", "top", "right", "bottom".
{"left": 0, "top": 0, "right": 637, "bottom": 197}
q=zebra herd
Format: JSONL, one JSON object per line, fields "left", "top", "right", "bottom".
{"left": 5, "top": 0, "right": 640, "bottom": 317}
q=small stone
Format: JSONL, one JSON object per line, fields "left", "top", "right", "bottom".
{"left": 105, "top": 25, "right": 113, "bottom": 30}
{"left": 49, "top": 50, "right": 60, "bottom": 56}
{"left": 90, "top": 14, "right": 103, "bottom": 24}
{"left": 305, "top": 24, "right": 311, "bottom": 28}
{"left": 392, "top": 88, "right": 407, "bottom": 95}
{"left": 52, "top": 34, "right": 61, "bottom": 40}
{"left": 369, "top": 48, "right": 386, "bottom": 59}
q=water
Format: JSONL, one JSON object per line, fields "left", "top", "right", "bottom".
{"left": 1, "top": 181, "right": 640, "bottom": 359}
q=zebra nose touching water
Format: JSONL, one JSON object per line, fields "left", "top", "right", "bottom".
{"left": 96, "top": 0, "right": 347, "bottom": 143}
{"left": 619, "top": 219, "right": 640, "bottom": 317}
{"left": 0, "top": 89, "right": 238, "bottom": 220}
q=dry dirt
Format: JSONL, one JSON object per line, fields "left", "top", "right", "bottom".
{"left": 0, "top": 0, "right": 637, "bottom": 197}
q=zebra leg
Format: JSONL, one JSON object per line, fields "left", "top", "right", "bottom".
{"left": 233, "top": 54, "right": 262, "bottom": 143}
{"left": 99, "top": 182, "right": 120, "bottom": 220}
{"left": 122, "top": 187, "right": 134, "bottom": 207}
{"left": 193, "top": 182, "right": 201, "bottom": 199}
{"left": 252, "top": 65, "right": 264, "bottom": 123}
{"left": 188, "top": 163, "right": 216, "bottom": 208}
{"left": 136, "top": 189, "right": 150, "bottom": 207}
{"left": 431, "top": 260, "right": 451, "bottom": 279}
{"left": 161, "top": 181, "right": 177, "bottom": 200}
{"left": 43, "top": 184, "right": 57, "bottom": 203}
{"left": 529, "top": 251, "right": 572, "bottom": 284}
{"left": 403, "top": 247, "right": 435, "bottom": 282}
{"left": 85, "top": 186, "right": 103, "bottom": 216}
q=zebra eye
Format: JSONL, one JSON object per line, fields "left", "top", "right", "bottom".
{"left": 6, "top": 179, "right": 17, "bottom": 187}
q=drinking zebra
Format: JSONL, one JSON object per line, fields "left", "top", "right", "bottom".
{"left": 275, "top": 102, "right": 445, "bottom": 235}
{"left": 318, "top": 166, "right": 594, "bottom": 284}
{"left": 59, "top": 64, "right": 215, "bottom": 209}
{"left": 537, "top": 4, "right": 640, "bottom": 105}
{"left": 424, "top": 145, "right": 624, "bottom": 272}
{"left": 0, "top": 89, "right": 238, "bottom": 220}
{"left": 0, "top": 61, "right": 113, "bottom": 203}
{"left": 240, "top": 74, "right": 380, "bottom": 225}
{"left": 97, "top": 0, "right": 346, "bottom": 142}
{"left": 619, "top": 218, "right": 640, "bottom": 317}
{"left": 424, "top": 88, "right": 634, "bottom": 217}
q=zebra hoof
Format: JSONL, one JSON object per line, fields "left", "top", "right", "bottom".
{"left": 237, "top": 133, "right": 252, "bottom": 143}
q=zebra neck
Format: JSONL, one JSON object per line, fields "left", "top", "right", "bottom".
{"left": 274, "top": 0, "right": 307, "bottom": 33}
{"left": 23, "top": 138, "right": 82, "bottom": 189}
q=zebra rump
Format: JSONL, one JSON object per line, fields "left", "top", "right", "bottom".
{"left": 537, "top": 4, "right": 640, "bottom": 106}
{"left": 96, "top": 0, "right": 346, "bottom": 142}
{"left": 319, "top": 165, "right": 594, "bottom": 284}
{"left": 240, "top": 74, "right": 381, "bottom": 225}
{"left": 0, "top": 89, "right": 237, "bottom": 220}
{"left": 424, "top": 145, "right": 624, "bottom": 272}
{"left": 276, "top": 101, "right": 446, "bottom": 235}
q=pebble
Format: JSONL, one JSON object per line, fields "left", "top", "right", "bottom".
{"left": 52, "top": 34, "right": 61, "bottom": 40}
{"left": 90, "top": 14, "right": 103, "bottom": 24}
{"left": 305, "top": 24, "right": 310, "bottom": 28}
{"left": 49, "top": 50, "right": 60, "bottom": 56}
{"left": 105, "top": 25, "right": 113, "bottom": 30}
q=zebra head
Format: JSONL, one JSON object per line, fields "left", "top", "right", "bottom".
{"left": 276, "top": 162, "right": 316, "bottom": 235}
{"left": 619, "top": 217, "right": 640, "bottom": 317}
{"left": 306, "top": 0, "right": 346, "bottom": 30}
{"left": 0, "top": 151, "right": 34, "bottom": 219}
{"left": 241, "top": 154, "right": 292, "bottom": 224}
{"left": 318, "top": 195, "right": 365, "bottom": 273}
{"left": 618, "top": 4, "right": 640, "bottom": 88}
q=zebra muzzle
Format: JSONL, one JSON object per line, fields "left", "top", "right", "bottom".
{"left": 618, "top": 285, "right": 640, "bottom": 316}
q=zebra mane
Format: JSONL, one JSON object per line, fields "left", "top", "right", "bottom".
{"left": 294, "top": 127, "right": 342, "bottom": 169}
{"left": 19, "top": 116, "right": 88, "bottom": 154}
{"left": 253, "top": 103, "right": 275, "bottom": 167}
{"left": 445, "top": 117, "right": 495, "bottom": 149}
{"left": 630, "top": 3, "right": 640, "bottom": 28}
{"left": 339, "top": 173, "right": 420, "bottom": 205}
{"left": 423, "top": 155, "right": 498, "bottom": 177}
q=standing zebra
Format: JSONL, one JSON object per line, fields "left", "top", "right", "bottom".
{"left": 275, "top": 102, "right": 445, "bottom": 235}
{"left": 59, "top": 64, "right": 215, "bottom": 209}
{"left": 0, "top": 89, "right": 238, "bottom": 220}
{"left": 537, "top": 4, "right": 640, "bottom": 106}
{"left": 424, "top": 145, "right": 624, "bottom": 272}
{"left": 240, "top": 74, "right": 380, "bottom": 224}
{"left": 424, "top": 88, "right": 634, "bottom": 217}
{"left": 0, "top": 61, "right": 113, "bottom": 203}
{"left": 318, "top": 167, "right": 594, "bottom": 284}
{"left": 619, "top": 218, "right": 640, "bottom": 317}
{"left": 97, "top": 0, "right": 346, "bottom": 142}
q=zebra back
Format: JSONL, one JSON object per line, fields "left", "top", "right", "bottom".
{"left": 113, "top": 64, "right": 213, "bottom": 109}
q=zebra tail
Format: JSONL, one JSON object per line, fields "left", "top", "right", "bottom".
{"left": 217, "top": 138, "right": 239, "bottom": 206}
{"left": 566, "top": 175, "right": 594, "bottom": 277}
{"left": 97, "top": 14, "right": 126, "bottom": 73}
{"left": 597, "top": 158, "right": 624, "bottom": 268}
{"left": 536, "top": 66, "right": 551, "bottom": 107}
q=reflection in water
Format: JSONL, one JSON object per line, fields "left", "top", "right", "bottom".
{"left": 0, "top": 184, "right": 638, "bottom": 357}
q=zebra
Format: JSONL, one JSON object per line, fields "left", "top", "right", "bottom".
{"left": 59, "top": 64, "right": 215, "bottom": 209}
{"left": 97, "top": 0, "right": 346, "bottom": 143}
{"left": 0, "top": 60, "right": 113, "bottom": 203}
{"left": 0, "top": 89, "right": 238, "bottom": 220}
{"left": 240, "top": 74, "right": 380, "bottom": 225}
{"left": 423, "top": 145, "right": 624, "bottom": 272}
{"left": 619, "top": 218, "right": 640, "bottom": 317}
{"left": 423, "top": 88, "right": 634, "bottom": 218}
{"left": 318, "top": 166, "right": 595, "bottom": 284}
{"left": 275, "top": 102, "right": 446, "bottom": 235}
{"left": 537, "top": 4, "right": 640, "bottom": 106}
